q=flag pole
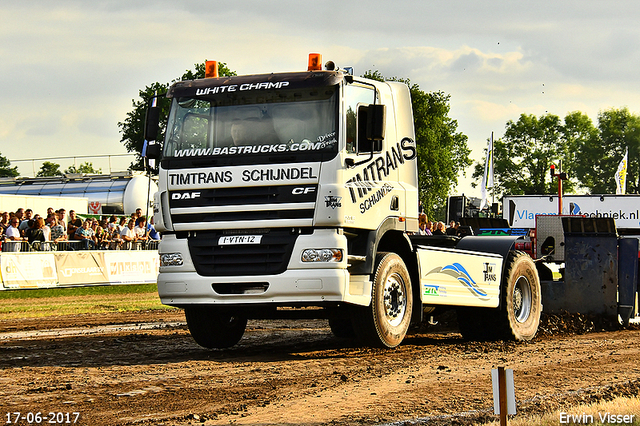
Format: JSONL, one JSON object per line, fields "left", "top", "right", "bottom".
{"left": 481, "top": 133, "right": 494, "bottom": 213}
{"left": 489, "top": 132, "right": 494, "bottom": 214}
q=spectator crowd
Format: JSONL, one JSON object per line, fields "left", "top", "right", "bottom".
{"left": 417, "top": 214, "right": 468, "bottom": 237}
{"left": 0, "top": 207, "right": 159, "bottom": 251}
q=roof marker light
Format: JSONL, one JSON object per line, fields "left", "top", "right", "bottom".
{"left": 308, "top": 53, "right": 322, "bottom": 71}
{"left": 205, "top": 60, "right": 218, "bottom": 78}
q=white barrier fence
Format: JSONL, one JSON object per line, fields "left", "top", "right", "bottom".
{"left": 0, "top": 250, "right": 159, "bottom": 289}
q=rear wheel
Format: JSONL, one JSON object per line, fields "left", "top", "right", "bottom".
{"left": 457, "top": 251, "right": 541, "bottom": 341}
{"left": 499, "top": 251, "right": 541, "bottom": 340}
{"left": 352, "top": 252, "right": 413, "bottom": 348}
{"left": 185, "top": 306, "right": 247, "bottom": 349}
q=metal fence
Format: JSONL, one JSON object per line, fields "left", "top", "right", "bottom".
{"left": 1, "top": 240, "right": 159, "bottom": 252}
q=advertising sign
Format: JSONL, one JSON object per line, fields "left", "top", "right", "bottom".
{"left": 503, "top": 195, "right": 640, "bottom": 230}
{"left": 0, "top": 253, "right": 57, "bottom": 289}
{"left": 0, "top": 250, "right": 159, "bottom": 289}
{"left": 104, "top": 251, "right": 159, "bottom": 284}
{"left": 54, "top": 252, "right": 108, "bottom": 285}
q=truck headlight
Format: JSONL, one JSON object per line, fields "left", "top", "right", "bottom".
{"left": 160, "top": 253, "right": 184, "bottom": 266}
{"left": 301, "top": 249, "right": 343, "bottom": 263}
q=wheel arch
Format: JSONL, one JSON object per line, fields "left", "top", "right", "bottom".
{"left": 347, "top": 217, "right": 421, "bottom": 323}
{"left": 454, "top": 235, "right": 524, "bottom": 309}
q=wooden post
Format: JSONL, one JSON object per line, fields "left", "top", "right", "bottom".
{"left": 498, "top": 366, "right": 508, "bottom": 426}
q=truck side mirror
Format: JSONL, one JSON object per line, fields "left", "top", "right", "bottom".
{"left": 348, "top": 103, "right": 386, "bottom": 168}
{"left": 144, "top": 99, "right": 161, "bottom": 160}
{"left": 145, "top": 142, "right": 161, "bottom": 160}
{"left": 366, "top": 104, "right": 386, "bottom": 141}
{"left": 145, "top": 105, "right": 160, "bottom": 141}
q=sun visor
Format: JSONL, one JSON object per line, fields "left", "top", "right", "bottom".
{"left": 167, "top": 71, "right": 344, "bottom": 99}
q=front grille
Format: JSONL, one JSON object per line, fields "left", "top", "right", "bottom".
{"left": 174, "top": 209, "right": 313, "bottom": 224}
{"left": 169, "top": 185, "right": 317, "bottom": 208}
{"left": 187, "top": 229, "right": 300, "bottom": 276}
{"left": 170, "top": 184, "right": 317, "bottom": 226}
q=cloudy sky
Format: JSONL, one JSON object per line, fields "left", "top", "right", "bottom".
{"left": 2, "top": 1, "right": 640, "bottom": 197}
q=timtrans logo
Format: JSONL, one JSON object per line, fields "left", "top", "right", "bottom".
{"left": 426, "top": 263, "right": 490, "bottom": 300}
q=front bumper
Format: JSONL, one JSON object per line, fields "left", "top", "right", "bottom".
{"left": 157, "top": 229, "right": 372, "bottom": 307}
{"left": 158, "top": 268, "right": 351, "bottom": 305}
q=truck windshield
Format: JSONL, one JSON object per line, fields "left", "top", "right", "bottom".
{"left": 162, "top": 86, "right": 338, "bottom": 165}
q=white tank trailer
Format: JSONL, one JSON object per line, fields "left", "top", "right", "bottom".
{"left": 0, "top": 172, "right": 158, "bottom": 215}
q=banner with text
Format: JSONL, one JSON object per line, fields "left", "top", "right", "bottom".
{"left": 0, "top": 251, "right": 159, "bottom": 289}
{"left": 1, "top": 253, "right": 57, "bottom": 289}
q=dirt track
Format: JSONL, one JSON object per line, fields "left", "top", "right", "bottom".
{"left": 1, "top": 310, "right": 639, "bottom": 426}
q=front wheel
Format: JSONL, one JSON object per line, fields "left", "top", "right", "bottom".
{"left": 352, "top": 252, "right": 413, "bottom": 348}
{"left": 185, "top": 306, "right": 247, "bottom": 349}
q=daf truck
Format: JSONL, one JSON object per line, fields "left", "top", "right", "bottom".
{"left": 145, "top": 55, "right": 541, "bottom": 348}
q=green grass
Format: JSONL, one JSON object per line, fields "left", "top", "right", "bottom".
{"left": 0, "top": 283, "right": 158, "bottom": 299}
{"left": 0, "top": 284, "right": 173, "bottom": 319}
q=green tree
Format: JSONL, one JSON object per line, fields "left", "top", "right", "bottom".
{"left": 65, "top": 162, "right": 102, "bottom": 174}
{"left": 473, "top": 113, "right": 576, "bottom": 197}
{"left": 562, "top": 111, "right": 599, "bottom": 192}
{"left": 0, "top": 152, "right": 19, "bottom": 177}
{"left": 37, "top": 161, "right": 63, "bottom": 177}
{"left": 118, "top": 62, "right": 236, "bottom": 170}
{"left": 575, "top": 107, "right": 640, "bottom": 194}
{"left": 363, "top": 71, "right": 472, "bottom": 219}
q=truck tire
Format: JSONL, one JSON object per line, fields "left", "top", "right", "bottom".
{"left": 457, "top": 251, "right": 541, "bottom": 341}
{"left": 352, "top": 252, "right": 413, "bottom": 348}
{"left": 185, "top": 306, "right": 247, "bottom": 349}
{"left": 498, "top": 251, "right": 541, "bottom": 341}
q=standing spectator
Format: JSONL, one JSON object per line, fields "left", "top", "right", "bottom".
{"left": 95, "top": 219, "right": 109, "bottom": 249}
{"left": 43, "top": 216, "right": 52, "bottom": 242}
{"left": 5, "top": 217, "right": 22, "bottom": 240}
{"left": 109, "top": 219, "right": 124, "bottom": 249}
{"left": 0, "top": 211, "right": 9, "bottom": 235}
{"left": 48, "top": 215, "right": 67, "bottom": 243}
{"left": 120, "top": 219, "right": 137, "bottom": 249}
{"left": 108, "top": 215, "right": 118, "bottom": 232}
{"left": 57, "top": 209, "right": 67, "bottom": 232}
{"left": 418, "top": 213, "right": 431, "bottom": 235}
{"left": 426, "top": 221, "right": 434, "bottom": 234}
{"left": 18, "top": 209, "right": 33, "bottom": 237}
{"left": 27, "top": 218, "right": 46, "bottom": 245}
{"left": 135, "top": 216, "right": 149, "bottom": 241}
{"left": 67, "top": 210, "right": 83, "bottom": 237}
{"left": 116, "top": 216, "right": 127, "bottom": 234}
{"left": 134, "top": 208, "right": 143, "bottom": 225}
{"left": 23, "top": 219, "right": 35, "bottom": 241}
{"left": 446, "top": 220, "right": 458, "bottom": 236}
{"left": 74, "top": 219, "right": 96, "bottom": 249}
{"left": 14, "top": 208, "right": 25, "bottom": 223}
{"left": 4, "top": 217, "right": 23, "bottom": 251}
{"left": 147, "top": 216, "right": 160, "bottom": 241}
{"left": 433, "top": 221, "right": 446, "bottom": 235}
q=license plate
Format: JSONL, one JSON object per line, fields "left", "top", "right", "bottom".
{"left": 218, "top": 235, "right": 263, "bottom": 245}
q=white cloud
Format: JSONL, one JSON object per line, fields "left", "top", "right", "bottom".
{"left": 2, "top": 0, "right": 640, "bottom": 200}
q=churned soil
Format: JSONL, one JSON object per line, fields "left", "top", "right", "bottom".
{"left": 1, "top": 308, "right": 639, "bottom": 426}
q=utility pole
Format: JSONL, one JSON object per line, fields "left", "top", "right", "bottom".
{"left": 550, "top": 161, "right": 568, "bottom": 214}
